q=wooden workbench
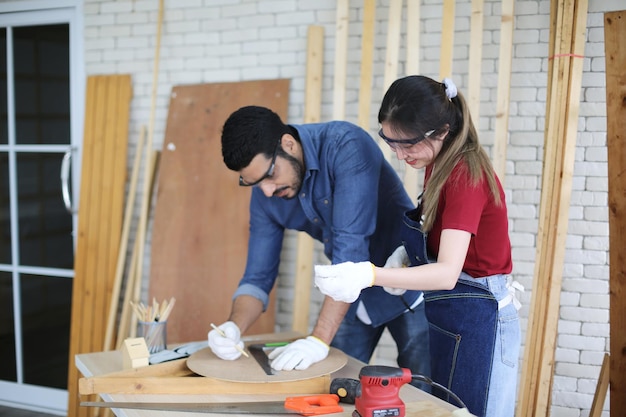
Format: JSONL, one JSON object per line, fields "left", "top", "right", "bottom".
{"left": 75, "top": 335, "right": 459, "bottom": 417}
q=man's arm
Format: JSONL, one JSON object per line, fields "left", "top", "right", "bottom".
{"left": 228, "top": 294, "right": 265, "bottom": 334}
{"left": 310, "top": 296, "right": 350, "bottom": 345}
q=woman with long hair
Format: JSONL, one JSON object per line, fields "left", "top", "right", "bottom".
{"left": 314, "top": 75, "right": 522, "bottom": 417}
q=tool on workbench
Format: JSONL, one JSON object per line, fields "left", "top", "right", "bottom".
{"left": 81, "top": 393, "right": 342, "bottom": 415}
{"left": 248, "top": 341, "right": 289, "bottom": 375}
{"left": 210, "top": 322, "right": 250, "bottom": 358}
{"left": 330, "top": 365, "right": 470, "bottom": 417}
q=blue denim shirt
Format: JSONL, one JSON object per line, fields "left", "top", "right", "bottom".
{"left": 233, "top": 121, "right": 422, "bottom": 327}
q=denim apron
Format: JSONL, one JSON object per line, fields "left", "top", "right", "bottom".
{"left": 401, "top": 206, "right": 497, "bottom": 417}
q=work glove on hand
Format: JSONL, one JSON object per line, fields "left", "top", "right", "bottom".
{"left": 207, "top": 321, "right": 244, "bottom": 360}
{"left": 383, "top": 245, "right": 409, "bottom": 296}
{"left": 314, "top": 261, "right": 375, "bottom": 303}
{"left": 268, "top": 336, "right": 329, "bottom": 371}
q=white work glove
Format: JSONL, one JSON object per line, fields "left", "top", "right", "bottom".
{"left": 383, "top": 245, "right": 410, "bottom": 296}
{"left": 268, "top": 336, "right": 330, "bottom": 371}
{"left": 207, "top": 321, "right": 244, "bottom": 360}
{"left": 314, "top": 261, "right": 375, "bottom": 303}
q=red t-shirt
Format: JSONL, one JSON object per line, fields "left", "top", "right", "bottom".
{"left": 425, "top": 161, "right": 512, "bottom": 277}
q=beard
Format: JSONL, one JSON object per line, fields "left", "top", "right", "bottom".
{"left": 273, "top": 151, "right": 305, "bottom": 200}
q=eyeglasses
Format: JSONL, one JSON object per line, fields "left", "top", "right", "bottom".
{"left": 378, "top": 128, "right": 435, "bottom": 149}
{"left": 239, "top": 139, "right": 281, "bottom": 187}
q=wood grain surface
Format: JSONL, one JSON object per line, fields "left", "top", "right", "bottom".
{"left": 187, "top": 345, "right": 348, "bottom": 383}
{"left": 148, "top": 79, "right": 290, "bottom": 343}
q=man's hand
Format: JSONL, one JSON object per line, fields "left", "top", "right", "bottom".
{"left": 207, "top": 321, "right": 244, "bottom": 360}
{"left": 314, "top": 261, "right": 375, "bottom": 303}
{"left": 383, "top": 245, "right": 409, "bottom": 296}
{"left": 268, "top": 336, "right": 329, "bottom": 370}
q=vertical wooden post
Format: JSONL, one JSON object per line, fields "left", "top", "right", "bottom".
{"left": 492, "top": 0, "right": 515, "bottom": 181}
{"left": 402, "top": 0, "right": 422, "bottom": 202}
{"left": 467, "top": 0, "right": 484, "bottom": 122}
{"left": 379, "top": 0, "right": 403, "bottom": 161}
{"left": 356, "top": 0, "right": 376, "bottom": 131}
{"left": 333, "top": 0, "right": 349, "bottom": 120}
{"left": 516, "top": 1, "right": 588, "bottom": 416}
{"left": 439, "top": 0, "right": 455, "bottom": 79}
{"left": 292, "top": 26, "right": 324, "bottom": 334}
{"left": 605, "top": 9, "right": 626, "bottom": 417}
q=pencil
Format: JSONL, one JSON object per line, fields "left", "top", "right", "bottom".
{"left": 210, "top": 323, "right": 249, "bottom": 358}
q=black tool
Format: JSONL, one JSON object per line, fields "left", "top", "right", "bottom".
{"left": 248, "top": 342, "right": 289, "bottom": 376}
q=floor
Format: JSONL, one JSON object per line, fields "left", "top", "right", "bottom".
{"left": 0, "top": 405, "right": 62, "bottom": 417}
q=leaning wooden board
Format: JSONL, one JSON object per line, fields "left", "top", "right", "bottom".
{"left": 148, "top": 79, "right": 290, "bottom": 343}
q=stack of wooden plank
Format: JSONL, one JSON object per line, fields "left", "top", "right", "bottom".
{"left": 517, "top": 1, "right": 589, "bottom": 415}
{"left": 67, "top": 74, "right": 132, "bottom": 417}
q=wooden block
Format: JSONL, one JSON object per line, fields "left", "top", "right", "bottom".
{"left": 122, "top": 338, "right": 150, "bottom": 369}
{"left": 78, "top": 374, "right": 330, "bottom": 396}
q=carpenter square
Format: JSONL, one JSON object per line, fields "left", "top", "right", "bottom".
{"left": 248, "top": 342, "right": 288, "bottom": 376}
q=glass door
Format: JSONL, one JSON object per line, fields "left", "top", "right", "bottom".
{"left": 0, "top": 5, "right": 83, "bottom": 414}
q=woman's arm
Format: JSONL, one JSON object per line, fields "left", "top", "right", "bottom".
{"left": 374, "top": 229, "right": 472, "bottom": 291}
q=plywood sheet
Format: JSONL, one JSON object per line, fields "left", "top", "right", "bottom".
{"left": 149, "top": 79, "right": 290, "bottom": 343}
{"left": 187, "top": 346, "right": 347, "bottom": 383}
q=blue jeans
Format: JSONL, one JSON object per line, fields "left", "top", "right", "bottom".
{"left": 331, "top": 300, "right": 431, "bottom": 391}
{"left": 473, "top": 274, "right": 521, "bottom": 417}
{"left": 425, "top": 274, "right": 520, "bottom": 417}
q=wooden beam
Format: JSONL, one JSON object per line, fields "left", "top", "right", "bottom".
{"left": 292, "top": 25, "right": 324, "bottom": 335}
{"left": 589, "top": 353, "right": 610, "bottom": 417}
{"left": 357, "top": 0, "right": 376, "bottom": 130}
{"left": 103, "top": 126, "right": 146, "bottom": 351}
{"left": 467, "top": 0, "right": 484, "bottom": 124}
{"left": 439, "top": 0, "right": 455, "bottom": 79}
{"left": 516, "top": 0, "right": 588, "bottom": 416}
{"left": 605, "top": 9, "right": 626, "bottom": 417}
{"left": 402, "top": 0, "right": 421, "bottom": 202}
{"left": 492, "top": 0, "right": 515, "bottom": 181}
{"left": 378, "top": 0, "right": 403, "bottom": 161}
{"left": 333, "top": 0, "right": 349, "bottom": 120}
{"left": 134, "top": 0, "right": 163, "bottom": 302}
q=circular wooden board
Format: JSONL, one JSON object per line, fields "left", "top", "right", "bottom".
{"left": 187, "top": 345, "right": 348, "bottom": 383}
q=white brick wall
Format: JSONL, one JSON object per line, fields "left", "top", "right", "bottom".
{"left": 81, "top": 1, "right": 617, "bottom": 415}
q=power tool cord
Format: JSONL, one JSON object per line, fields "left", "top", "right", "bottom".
{"left": 411, "top": 374, "right": 468, "bottom": 410}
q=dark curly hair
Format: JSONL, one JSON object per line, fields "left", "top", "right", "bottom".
{"left": 221, "top": 106, "right": 291, "bottom": 171}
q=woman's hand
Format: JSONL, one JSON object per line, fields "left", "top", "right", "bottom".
{"left": 314, "top": 261, "right": 375, "bottom": 303}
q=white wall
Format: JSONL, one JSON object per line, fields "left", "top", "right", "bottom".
{"left": 83, "top": 1, "right": 620, "bottom": 415}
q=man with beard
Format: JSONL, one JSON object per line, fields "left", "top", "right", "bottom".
{"left": 208, "top": 106, "right": 430, "bottom": 383}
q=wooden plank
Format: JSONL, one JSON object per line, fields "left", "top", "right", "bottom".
{"left": 333, "top": 0, "right": 349, "bottom": 120}
{"left": 439, "top": 0, "right": 455, "bottom": 79}
{"left": 67, "top": 75, "right": 132, "bottom": 417}
{"left": 148, "top": 80, "right": 289, "bottom": 343}
{"left": 402, "top": 0, "right": 422, "bottom": 201}
{"left": 605, "top": 10, "right": 626, "bottom": 417}
{"left": 292, "top": 26, "right": 324, "bottom": 335}
{"left": 405, "top": 0, "right": 420, "bottom": 75}
{"left": 378, "top": 0, "right": 403, "bottom": 162}
{"left": 492, "top": 0, "right": 514, "bottom": 181}
{"left": 79, "top": 374, "right": 330, "bottom": 396}
{"left": 118, "top": 150, "right": 160, "bottom": 343}
{"left": 357, "top": 0, "right": 376, "bottom": 130}
{"left": 589, "top": 353, "right": 610, "bottom": 417}
{"left": 382, "top": 0, "right": 402, "bottom": 92}
{"left": 134, "top": 0, "right": 164, "bottom": 308}
{"left": 104, "top": 126, "right": 146, "bottom": 351}
{"left": 467, "top": 0, "right": 484, "bottom": 123}
{"left": 516, "top": 1, "right": 588, "bottom": 415}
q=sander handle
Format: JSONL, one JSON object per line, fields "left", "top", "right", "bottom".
{"left": 329, "top": 377, "right": 360, "bottom": 404}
